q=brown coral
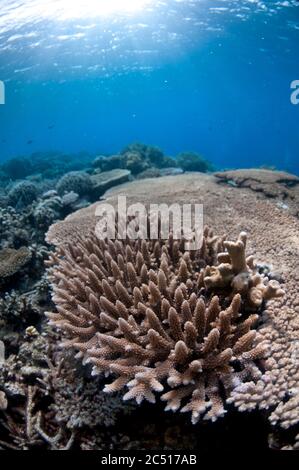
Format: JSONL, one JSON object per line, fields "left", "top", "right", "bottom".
{"left": 0, "top": 247, "right": 31, "bottom": 279}
{"left": 204, "top": 231, "right": 284, "bottom": 308}
{"left": 47, "top": 224, "right": 283, "bottom": 423}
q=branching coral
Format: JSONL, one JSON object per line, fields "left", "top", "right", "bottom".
{"left": 47, "top": 225, "right": 284, "bottom": 423}
{"left": 204, "top": 232, "right": 284, "bottom": 308}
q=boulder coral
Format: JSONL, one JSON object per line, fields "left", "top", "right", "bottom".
{"left": 8, "top": 181, "right": 38, "bottom": 208}
{"left": 56, "top": 171, "right": 92, "bottom": 196}
{"left": 46, "top": 224, "right": 283, "bottom": 423}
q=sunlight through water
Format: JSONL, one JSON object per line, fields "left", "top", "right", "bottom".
{"left": 45, "top": 0, "right": 154, "bottom": 19}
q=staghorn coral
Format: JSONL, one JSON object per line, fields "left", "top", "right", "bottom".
{"left": 46, "top": 226, "right": 283, "bottom": 423}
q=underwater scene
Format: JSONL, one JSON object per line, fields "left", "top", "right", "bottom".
{"left": 0, "top": 0, "right": 299, "bottom": 454}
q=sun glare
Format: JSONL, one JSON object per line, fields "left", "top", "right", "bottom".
{"left": 56, "top": 0, "right": 153, "bottom": 19}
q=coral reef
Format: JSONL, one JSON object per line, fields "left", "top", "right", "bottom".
{"left": 8, "top": 181, "right": 38, "bottom": 208}
{"left": 0, "top": 152, "right": 95, "bottom": 182}
{"left": 56, "top": 171, "right": 92, "bottom": 196}
{"left": 136, "top": 168, "right": 184, "bottom": 180}
{"left": 32, "top": 196, "right": 62, "bottom": 230}
{"left": 46, "top": 171, "right": 299, "bottom": 446}
{"left": 136, "top": 168, "right": 162, "bottom": 180}
{"left": 177, "top": 152, "right": 213, "bottom": 173}
{"left": 90, "top": 169, "right": 131, "bottom": 199}
{"left": 121, "top": 142, "right": 174, "bottom": 169}
{"left": 0, "top": 247, "right": 32, "bottom": 280}
{"left": 0, "top": 206, "right": 35, "bottom": 249}
{"left": 0, "top": 276, "right": 49, "bottom": 342}
{"left": 52, "top": 368, "right": 134, "bottom": 430}
{"left": 124, "top": 151, "right": 149, "bottom": 174}
{"left": 46, "top": 225, "right": 283, "bottom": 423}
{"left": 0, "top": 327, "right": 133, "bottom": 450}
{"left": 1, "top": 157, "right": 34, "bottom": 180}
{"left": 93, "top": 154, "right": 125, "bottom": 172}
{"left": 0, "top": 148, "right": 298, "bottom": 450}
{"left": 93, "top": 143, "right": 175, "bottom": 176}
{"left": 61, "top": 191, "right": 79, "bottom": 207}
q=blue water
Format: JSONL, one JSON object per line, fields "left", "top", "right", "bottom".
{"left": 0, "top": 0, "right": 298, "bottom": 174}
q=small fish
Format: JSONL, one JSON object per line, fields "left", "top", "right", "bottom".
{"left": 48, "top": 124, "right": 55, "bottom": 130}
{"left": 27, "top": 139, "right": 33, "bottom": 145}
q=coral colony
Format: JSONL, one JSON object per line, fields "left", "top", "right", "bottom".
{"left": 46, "top": 226, "right": 283, "bottom": 423}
